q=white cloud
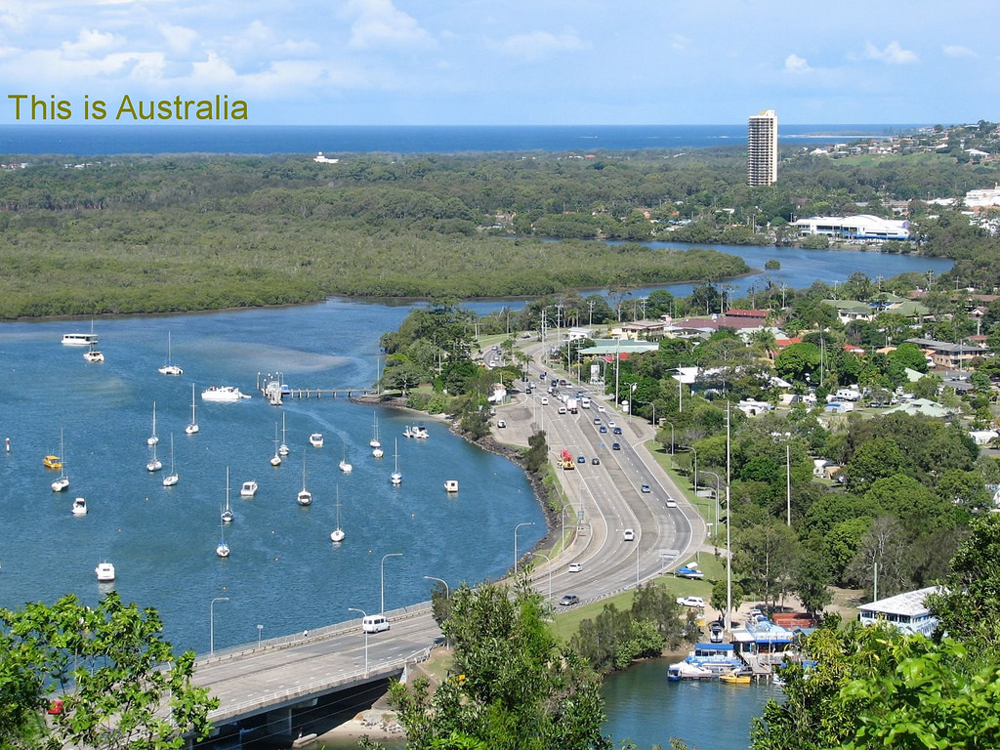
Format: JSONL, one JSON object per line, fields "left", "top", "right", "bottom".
{"left": 862, "top": 40, "right": 918, "bottom": 65}
{"left": 61, "top": 28, "right": 121, "bottom": 60}
{"left": 784, "top": 53, "right": 811, "bottom": 74}
{"left": 943, "top": 44, "right": 975, "bottom": 58}
{"left": 494, "top": 29, "right": 589, "bottom": 62}
{"left": 342, "top": 0, "right": 434, "bottom": 50}
{"left": 159, "top": 23, "right": 198, "bottom": 54}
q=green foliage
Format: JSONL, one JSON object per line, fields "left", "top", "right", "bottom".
{"left": 524, "top": 431, "right": 549, "bottom": 475}
{"left": 0, "top": 592, "right": 217, "bottom": 750}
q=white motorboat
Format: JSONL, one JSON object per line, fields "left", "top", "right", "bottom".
{"left": 339, "top": 443, "right": 353, "bottom": 473}
{"left": 667, "top": 661, "right": 714, "bottom": 681}
{"left": 147, "top": 402, "right": 159, "bottom": 446}
{"left": 444, "top": 480, "right": 459, "bottom": 493}
{"left": 330, "top": 485, "right": 345, "bottom": 542}
{"left": 158, "top": 332, "right": 183, "bottom": 375}
{"left": 71, "top": 496, "right": 87, "bottom": 515}
{"left": 51, "top": 429, "right": 69, "bottom": 492}
{"left": 297, "top": 453, "right": 312, "bottom": 506}
{"left": 185, "top": 384, "right": 199, "bottom": 434}
{"left": 201, "top": 386, "right": 251, "bottom": 403}
{"left": 270, "top": 423, "right": 282, "bottom": 466}
{"left": 83, "top": 343, "right": 105, "bottom": 362}
{"left": 146, "top": 440, "right": 162, "bottom": 472}
{"left": 162, "top": 434, "right": 179, "bottom": 486}
{"left": 221, "top": 468, "right": 234, "bottom": 523}
{"left": 309, "top": 432, "right": 324, "bottom": 448}
{"left": 240, "top": 480, "right": 258, "bottom": 498}
{"left": 413, "top": 425, "right": 429, "bottom": 439}
{"left": 279, "top": 413, "right": 289, "bottom": 456}
{"left": 95, "top": 561, "right": 115, "bottom": 582}
{"left": 62, "top": 332, "right": 98, "bottom": 346}
{"left": 390, "top": 439, "right": 402, "bottom": 486}
{"left": 403, "top": 426, "right": 413, "bottom": 438}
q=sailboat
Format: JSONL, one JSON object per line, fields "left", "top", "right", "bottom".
{"left": 83, "top": 341, "right": 105, "bottom": 362}
{"left": 297, "top": 453, "right": 313, "bottom": 506}
{"left": 330, "top": 484, "right": 345, "bottom": 542}
{"left": 270, "top": 423, "right": 282, "bottom": 467}
{"left": 158, "top": 331, "right": 183, "bottom": 375}
{"left": 216, "top": 516, "right": 230, "bottom": 558}
{"left": 371, "top": 414, "right": 384, "bottom": 458}
{"left": 221, "top": 467, "right": 234, "bottom": 523}
{"left": 147, "top": 402, "right": 159, "bottom": 446}
{"left": 51, "top": 429, "right": 70, "bottom": 492}
{"left": 279, "top": 413, "right": 289, "bottom": 457}
{"left": 162, "top": 434, "right": 178, "bottom": 486}
{"left": 390, "top": 439, "right": 402, "bottom": 486}
{"left": 146, "top": 440, "right": 162, "bottom": 472}
{"left": 339, "top": 442, "right": 353, "bottom": 473}
{"left": 185, "top": 384, "right": 199, "bottom": 434}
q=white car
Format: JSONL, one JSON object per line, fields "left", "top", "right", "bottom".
{"left": 597, "top": 405, "right": 606, "bottom": 413}
{"left": 666, "top": 498, "right": 677, "bottom": 509}
{"left": 568, "top": 562, "right": 583, "bottom": 572}
{"left": 676, "top": 596, "right": 705, "bottom": 608}
{"left": 541, "top": 396, "right": 549, "bottom": 405}
{"left": 497, "top": 419, "right": 507, "bottom": 428}
{"left": 623, "top": 528, "right": 635, "bottom": 541}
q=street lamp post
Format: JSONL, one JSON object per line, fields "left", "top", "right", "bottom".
{"left": 347, "top": 607, "right": 369, "bottom": 675}
{"left": 701, "top": 470, "right": 721, "bottom": 534}
{"left": 663, "top": 420, "right": 675, "bottom": 456}
{"left": 423, "top": 575, "right": 450, "bottom": 599}
{"left": 209, "top": 596, "right": 229, "bottom": 656}
{"left": 514, "top": 522, "right": 535, "bottom": 574}
{"left": 381, "top": 553, "right": 402, "bottom": 614}
{"left": 689, "top": 445, "right": 698, "bottom": 494}
{"left": 530, "top": 551, "right": 553, "bottom": 601}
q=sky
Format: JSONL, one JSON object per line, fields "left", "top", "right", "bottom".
{"left": 0, "top": 0, "right": 996, "bottom": 127}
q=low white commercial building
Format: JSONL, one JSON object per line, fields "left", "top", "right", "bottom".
{"left": 794, "top": 214, "right": 910, "bottom": 241}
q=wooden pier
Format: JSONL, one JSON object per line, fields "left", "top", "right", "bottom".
{"left": 269, "top": 388, "right": 376, "bottom": 401}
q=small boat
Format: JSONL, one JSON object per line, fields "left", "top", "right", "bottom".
{"left": 270, "top": 423, "right": 282, "bottom": 466}
{"left": 158, "top": 332, "right": 183, "bottom": 375}
{"left": 201, "top": 386, "right": 251, "bottom": 403}
{"left": 185, "top": 384, "right": 200, "bottom": 435}
{"left": 95, "top": 561, "right": 115, "bottom": 582}
{"left": 83, "top": 343, "right": 105, "bottom": 363}
{"left": 403, "top": 426, "right": 413, "bottom": 439}
{"left": 43, "top": 454, "right": 62, "bottom": 470}
{"left": 297, "top": 453, "right": 312, "bottom": 506}
{"left": 147, "top": 402, "right": 159, "bottom": 446}
{"left": 71, "top": 496, "right": 88, "bottom": 515}
{"left": 413, "top": 425, "right": 429, "bottom": 439}
{"left": 162, "top": 434, "right": 179, "bottom": 486}
{"left": 216, "top": 518, "right": 230, "bottom": 558}
{"left": 51, "top": 429, "right": 69, "bottom": 492}
{"left": 240, "top": 480, "right": 258, "bottom": 498}
{"left": 720, "top": 668, "right": 753, "bottom": 685}
{"left": 62, "top": 331, "right": 98, "bottom": 346}
{"left": 370, "top": 413, "right": 381, "bottom": 448}
{"left": 339, "top": 443, "right": 353, "bottom": 473}
{"left": 667, "top": 661, "right": 714, "bottom": 681}
{"left": 309, "top": 432, "right": 324, "bottom": 448}
{"left": 444, "top": 479, "right": 459, "bottom": 493}
{"left": 221, "top": 468, "right": 234, "bottom": 523}
{"left": 146, "top": 440, "right": 162, "bottom": 472}
{"left": 330, "top": 484, "right": 345, "bottom": 543}
{"left": 390, "top": 439, "right": 402, "bottom": 486}
{"left": 279, "top": 413, "right": 289, "bottom": 457}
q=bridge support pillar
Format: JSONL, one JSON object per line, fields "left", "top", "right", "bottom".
{"left": 265, "top": 708, "right": 293, "bottom": 738}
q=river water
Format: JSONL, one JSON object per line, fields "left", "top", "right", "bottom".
{"left": 0, "top": 244, "right": 949, "bottom": 748}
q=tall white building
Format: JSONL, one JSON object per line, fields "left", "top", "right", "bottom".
{"left": 747, "top": 109, "right": 778, "bottom": 186}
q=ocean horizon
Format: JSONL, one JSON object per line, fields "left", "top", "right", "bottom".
{"left": 0, "top": 123, "right": 921, "bottom": 157}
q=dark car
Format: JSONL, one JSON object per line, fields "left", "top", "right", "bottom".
{"left": 591, "top": 457, "right": 600, "bottom": 465}
{"left": 641, "top": 483, "right": 651, "bottom": 493}
{"left": 558, "top": 594, "right": 580, "bottom": 606}
{"left": 613, "top": 427, "right": 623, "bottom": 435}
{"left": 612, "top": 442, "right": 621, "bottom": 451}
{"left": 577, "top": 455, "right": 586, "bottom": 464}
{"left": 599, "top": 425, "right": 608, "bottom": 433}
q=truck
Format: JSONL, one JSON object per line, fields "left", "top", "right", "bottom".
{"left": 567, "top": 397, "right": 578, "bottom": 414}
{"left": 580, "top": 396, "right": 591, "bottom": 409}
{"left": 560, "top": 448, "right": 576, "bottom": 470}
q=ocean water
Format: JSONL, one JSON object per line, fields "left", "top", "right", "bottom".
{"left": 0, "top": 123, "right": 916, "bottom": 157}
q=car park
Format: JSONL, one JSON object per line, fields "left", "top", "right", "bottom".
{"left": 497, "top": 419, "right": 507, "bottom": 428}
{"left": 666, "top": 498, "right": 677, "bottom": 508}
{"left": 623, "top": 528, "right": 635, "bottom": 541}
{"left": 568, "top": 562, "right": 583, "bottom": 572}
{"left": 559, "top": 594, "right": 580, "bottom": 606}
{"left": 641, "top": 483, "right": 651, "bottom": 493}
{"left": 591, "top": 457, "right": 600, "bottom": 465}
{"left": 676, "top": 596, "right": 705, "bottom": 608}
{"left": 612, "top": 442, "right": 621, "bottom": 450}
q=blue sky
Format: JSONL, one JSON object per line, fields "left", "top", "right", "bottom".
{"left": 1, "top": 0, "right": 996, "bottom": 126}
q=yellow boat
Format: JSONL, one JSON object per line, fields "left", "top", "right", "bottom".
{"left": 43, "top": 455, "right": 62, "bottom": 470}
{"left": 720, "top": 668, "right": 752, "bottom": 685}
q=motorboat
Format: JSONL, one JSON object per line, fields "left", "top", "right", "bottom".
{"left": 297, "top": 453, "right": 312, "bottom": 506}
{"left": 51, "top": 429, "right": 69, "bottom": 492}
{"left": 444, "top": 480, "right": 459, "bottom": 493}
{"left": 240, "top": 480, "right": 258, "bottom": 498}
{"left": 162, "top": 434, "right": 179, "bottom": 486}
{"left": 390, "top": 439, "right": 402, "bottom": 485}
{"left": 720, "top": 668, "right": 753, "bottom": 685}
{"left": 43, "top": 454, "right": 62, "bottom": 470}
{"left": 95, "top": 562, "right": 115, "bottom": 582}
{"left": 158, "top": 332, "right": 183, "bottom": 375}
{"left": 83, "top": 343, "right": 105, "bottom": 363}
{"left": 413, "top": 425, "right": 429, "bottom": 439}
{"left": 402, "top": 426, "right": 413, "bottom": 438}
{"left": 675, "top": 565, "right": 704, "bottom": 580}
{"left": 330, "top": 485, "right": 345, "bottom": 542}
{"left": 309, "top": 432, "right": 324, "bottom": 448}
{"left": 185, "top": 384, "right": 199, "bottom": 434}
{"left": 62, "top": 332, "right": 98, "bottom": 346}
{"left": 71, "top": 496, "right": 87, "bottom": 515}
{"left": 221, "top": 468, "right": 234, "bottom": 523}
{"left": 147, "top": 402, "right": 159, "bottom": 446}
{"left": 201, "top": 386, "right": 251, "bottom": 403}
{"left": 667, "top": 661, "right": 713, "bottom": 681}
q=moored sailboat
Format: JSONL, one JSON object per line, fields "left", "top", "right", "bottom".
{"left": 297, "top": 453, "right": 313, "bottom": 506}
{"left": 221, "top": 467, "right": 234, "bottom": 523}
{"left": 51, "top": 429, "right": 69, "bottom": 492}
{"left": 162, "top": 434, "right": 178, "bottom": 486}
{"left": 390, "top": 439, "right": 402, "bottom": 486}
{"left": 158, "top": 331, "right": 183, "bottom": 375}
{"left": 330, "top": 484, "right": 345, "bottom": 542}
{"left": 185, "top": 384, "right": 199, "bottom": 434}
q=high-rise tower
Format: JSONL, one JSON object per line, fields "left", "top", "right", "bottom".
{"left": 747, "top": 109, "right": 778, "bottom": 186}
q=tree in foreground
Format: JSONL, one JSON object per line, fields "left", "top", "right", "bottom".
{"left": 0, "top": 592, "right": 218, "bottom": 750}
{"left": 369, "top": 579, "right": 612, "bottom": 750}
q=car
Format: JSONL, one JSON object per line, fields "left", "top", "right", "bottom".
{"left": 591, "top": 457, "right": 600, "bottom": 465}
{"left": 560, "top": 379, "right": 569, "bottom": 386}
{"left": 597, "top": 405, "right": 606, "bottom": 413}
{"left": 540, "top": 372, "right": 547, "bottom": 380}
{"left": 641, "top": 483, "right": 651, "bottom": 493}
{"left": 593, "top": 417, "right": 601, "bottom": 424}
{"left": 568, "top": 562, "right": 583, "bottom": 572}
{"left": 612, "top": 442, "right": 621, "bottom": 451}
{"left": 599, "top": 425, "right": 608, "bottom": 433}
{"left": 623, "top": 528, "right": 635, "bottom": 541}
{"left": 608, "top": 421, "right": 616, "bottom": 428}
{"left": 709, "top": 620, "right": 724, "bottom": 643}
{"left": 497, "top": 419, "right": 507, "bottom": 428}
{"left": 676, "top": 596, "right": 706, "bottom": 608}
{"left": 675, "top": 565, "right": 704, "bottom": 580}
{"left": 577, "top": 455, "right": 586, "bottom": 464}
{"left": 541, "top": 396, "right": 549, "bottom": 405}
{"left": 666, "top": 498, "right": 677, "bottom": 508}
{"left": 613, "top": 427, "right": 623, "bottom": 435}
{"left": 557, "top": 406, "right": 567, "bottom": 414}
{"left": 559, "top": 594, "right": 580, "bottom": 606}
